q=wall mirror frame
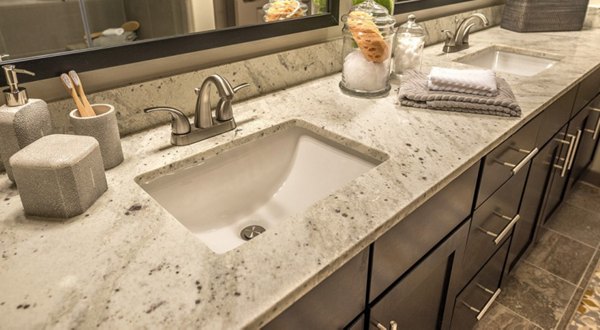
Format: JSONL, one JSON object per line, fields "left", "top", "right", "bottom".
{"left": 394, "top": 0, "right": 471, "bottom": 14}
{"left": 2, "top": 0, "right": 340, "bottom": 83}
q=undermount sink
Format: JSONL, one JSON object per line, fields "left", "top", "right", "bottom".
{"left": 136, "top": 121, "right": 385, "bottom": 254}
{"left": 455, "top": 46, "right": 560, "bottom": 77}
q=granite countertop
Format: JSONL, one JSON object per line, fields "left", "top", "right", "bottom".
{"left": 2, "top": 26, "right": 600, "bottom": 329}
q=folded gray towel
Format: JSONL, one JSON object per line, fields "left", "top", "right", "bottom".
{"left": 399, "top": 70, "right": 521, "bottom": 117}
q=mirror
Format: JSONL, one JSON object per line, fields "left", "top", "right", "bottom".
{"left": 393, "top": 0, "right": 470, "bottom": 14}
{"left": 0, "top": 0, "right": 338, "bottom": 81}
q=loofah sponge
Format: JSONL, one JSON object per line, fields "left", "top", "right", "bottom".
{"left": 347, "top": 11, "right": 389, "bottom": 63}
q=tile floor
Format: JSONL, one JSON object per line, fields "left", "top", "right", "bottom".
{"left": 476, "top": 180, "right": 600, "bottom": 329}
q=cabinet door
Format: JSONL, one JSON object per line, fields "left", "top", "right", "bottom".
{"left": 507, "top": 136, "right": 560, "bottom": 270}
{"left": 540, "top": 124, "right": 574, "bottom": 224}
{"left": 368, "top": 220, "right": 470, "bottom": 330}
{"left": 450, "top": 240, "right": 509, "bottom": 330}
{"left": 569, "top": 100, "right": 600, "bottom": 188}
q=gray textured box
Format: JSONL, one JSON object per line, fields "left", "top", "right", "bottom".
{"left": 10, "top": 134, "right": 108, "bottom": 219}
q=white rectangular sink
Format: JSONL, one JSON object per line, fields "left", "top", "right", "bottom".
{"left": 455, "top": 46, "right": 560, "bottom": 77}
{"left": 136, "top": 122, "right": 385, "bottom": 254}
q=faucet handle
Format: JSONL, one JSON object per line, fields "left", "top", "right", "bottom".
{"left": 232, "top": 83, "right": 250, "bottom": 94}
{"left": 442, "top": 30, "right": 454, "bottom": 42}
{"left": 144, "top": 106, "right": 191, "bottom": 135}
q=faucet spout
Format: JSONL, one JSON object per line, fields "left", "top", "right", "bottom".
{"left": 194, "top": 74, "right": 235, "bottom": 129}
{"left": 455, "top": 13, "right": 489, "bottom": 45}
{"left": 442, "top": 13, "right": 488, "bottom": 53}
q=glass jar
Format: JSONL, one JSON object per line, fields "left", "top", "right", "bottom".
{"left": 392, "top": 14, "right": 426, "bottom": 78}
{"left": 263, "top": 0, "right": 308, "bottom": 23}
{"left": 339, "top": 0, "right": 396, "bottom": 97}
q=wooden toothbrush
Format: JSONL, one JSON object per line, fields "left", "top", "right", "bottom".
{"left": 60, "top": 73, "right": 93, "bottom": 117}
{"left": 68, "top": 70, "right": 95, "bottom": 116}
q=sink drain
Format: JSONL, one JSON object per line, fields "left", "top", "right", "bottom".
{"left": 240, "top": 225, "right": 266, "bottom": 241}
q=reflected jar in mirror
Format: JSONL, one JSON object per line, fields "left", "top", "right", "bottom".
{"left": 340, "top": 0, "right": 396, "bottom": 97}
{"left": 392, "top": 14, "right": 426, "bottom": 79}
{"left": 263, "top": 0, "right": 308, "bottom": 22}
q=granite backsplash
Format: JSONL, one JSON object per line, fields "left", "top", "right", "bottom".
{"left": 45, "top": 4, "right": 505, "bottom": 137}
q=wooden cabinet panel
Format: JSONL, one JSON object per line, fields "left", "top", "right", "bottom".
{"left": 477, "top": 118, "right": 539, "bottom": 207}
{"left": 370, "top": 162, "right": 479, "bottom": 302}
{"left": 369, "top": 221, "right": 470, "bottom": 330}
{"left": 572, "top": 66, "right": 600, "bottom": 113}
{"left": 536, "top": 88, "right": 578, "bottom": 147}
{"left": 460, "top": 167, "right": 527, "bottom": 289}
{"left": 450, "top": 240, "right": 509, "bottom": 330}
{"left": 507, "top": 135, "right": 561, "bottom": 270}
{"left": 568, "top": 96, "right": 600, "bottom": 190}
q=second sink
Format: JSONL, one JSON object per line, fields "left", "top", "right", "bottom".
{"left": 136, "top": 121, "right": 386, "bottom": 254}
{"left": 455, "top": 45, "right": 560, "bottom": 77}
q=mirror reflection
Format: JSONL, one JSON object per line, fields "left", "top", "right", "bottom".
{"left": 0, "top": 0, "right": 330, "bottom": 60}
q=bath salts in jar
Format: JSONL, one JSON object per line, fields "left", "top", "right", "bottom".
{"left": 339, "top": 0, "right": 396, "bottom": 97}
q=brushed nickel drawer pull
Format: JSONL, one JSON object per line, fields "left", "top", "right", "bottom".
{"left": 568, "top": 129, "right": 582, "bottom": 170}
{"left": 461, "top": 287, "right": 501, "bottom": 320}
{"left": 587, "top": 107, "right": 600, "bottom": 140}
{"left": 496, "top": 147, "right": 538, "bottom": 174}
{"left": 371, "top": 320, "right": 398, "bottom": 330}
{"left": 554, "top": 133, "right": 577, "bottom": 177}
{"left": 478, "top": 213, "right": 520, "bottom": 245}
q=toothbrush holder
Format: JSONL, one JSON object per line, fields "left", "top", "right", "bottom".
{"left": 69, "top": 104, "right": 124, "bottom": 169}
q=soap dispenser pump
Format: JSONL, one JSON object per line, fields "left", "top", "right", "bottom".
{"left": 0, "top": 65, "right": 53, "bottom": 182}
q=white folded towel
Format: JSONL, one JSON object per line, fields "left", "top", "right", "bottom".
{"left": 428, "top": 67, "right": 498, "bottom": 97}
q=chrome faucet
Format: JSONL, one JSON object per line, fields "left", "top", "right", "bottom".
{"left": 144, "top": 74, "right": 249, "bottom": 146}
{"left": 442, "top": 13, "right": 489, "bottom": 53}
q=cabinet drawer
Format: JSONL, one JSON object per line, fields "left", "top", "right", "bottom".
{"left": 573, "top": 65, "right": 600, "bottom": 114}
{"left": 536, "top": 87, "right": 578, "bottom": 147}
{"left": 451, "top": 240, "right": 509, "bottom": 330}
{"left": 461, "top": 167, "right": 527, "bottom": 289}
{"left": 370, "top": 161, "right": 479, "bottom": 301}
{"left": 477, "top": 119, "right": 539, "bottom": 207}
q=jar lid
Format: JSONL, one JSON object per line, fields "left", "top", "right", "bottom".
{"left": 343, "top": 0, "right": 396, "bottom": 29}
{"left": 398, "top": 14, "right": 425, "bottom": 37}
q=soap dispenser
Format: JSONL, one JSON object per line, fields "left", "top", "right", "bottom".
{"left": 0, "top": 65, "right": 53, "bottom": 182}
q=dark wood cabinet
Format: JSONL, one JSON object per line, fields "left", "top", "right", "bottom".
{"left": 370, "top": 162, "right": 479, "bottom": 302}
{"left": 459, "top": 166, "right": 527, "bottom": 289}
{"left": 369, "top": 220, "right": 470, "bottom": 330}
{"left": 450, "top": 240, "right": 509, "bottom": 330}
{"left": 507, "top": 134, "right": 561, "bottom": 270}
{"left": 568, "top": 97, "right": 600, "bottom": 193}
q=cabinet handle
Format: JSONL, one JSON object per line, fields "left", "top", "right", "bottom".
{"left": 568, "top": 129, "right": 583, "bottom": 170}
{"left": 554, "top": 133, "right": 577, "bottom": 177}
{"left": 585, "top": 107, "right": 600, "bottom": 140}
{"left": 478, "top": 213, "right": 520, "bottom": 245}
{"left": 371, "top": 320, "right": 398, "bottom": 330}
{"left": 461, "top": 287, "right": 502, "bottom": 320}
{"left": 496, "top": 147, "right": 539, "bottom": 174}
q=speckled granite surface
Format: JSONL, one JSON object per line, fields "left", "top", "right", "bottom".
{"left": 2, "top": 26, "right": 600, "bottom": 329}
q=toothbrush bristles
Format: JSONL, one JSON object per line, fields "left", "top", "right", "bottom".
{"left": 68, "top": 70, "right": 80, "bottom": 86}
{"left": 60, "top": 73, "right": 73, "bottom": 89}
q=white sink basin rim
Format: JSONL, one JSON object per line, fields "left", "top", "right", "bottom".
{"left": 137, "top": 122, "right": 385, "bottom": 254}
{"left": 455, "top": 46, "right": 560, "bottom": 77}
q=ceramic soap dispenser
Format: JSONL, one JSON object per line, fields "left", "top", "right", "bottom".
{"left": 0, "top": 65, "right": 52, "bottom": 182}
